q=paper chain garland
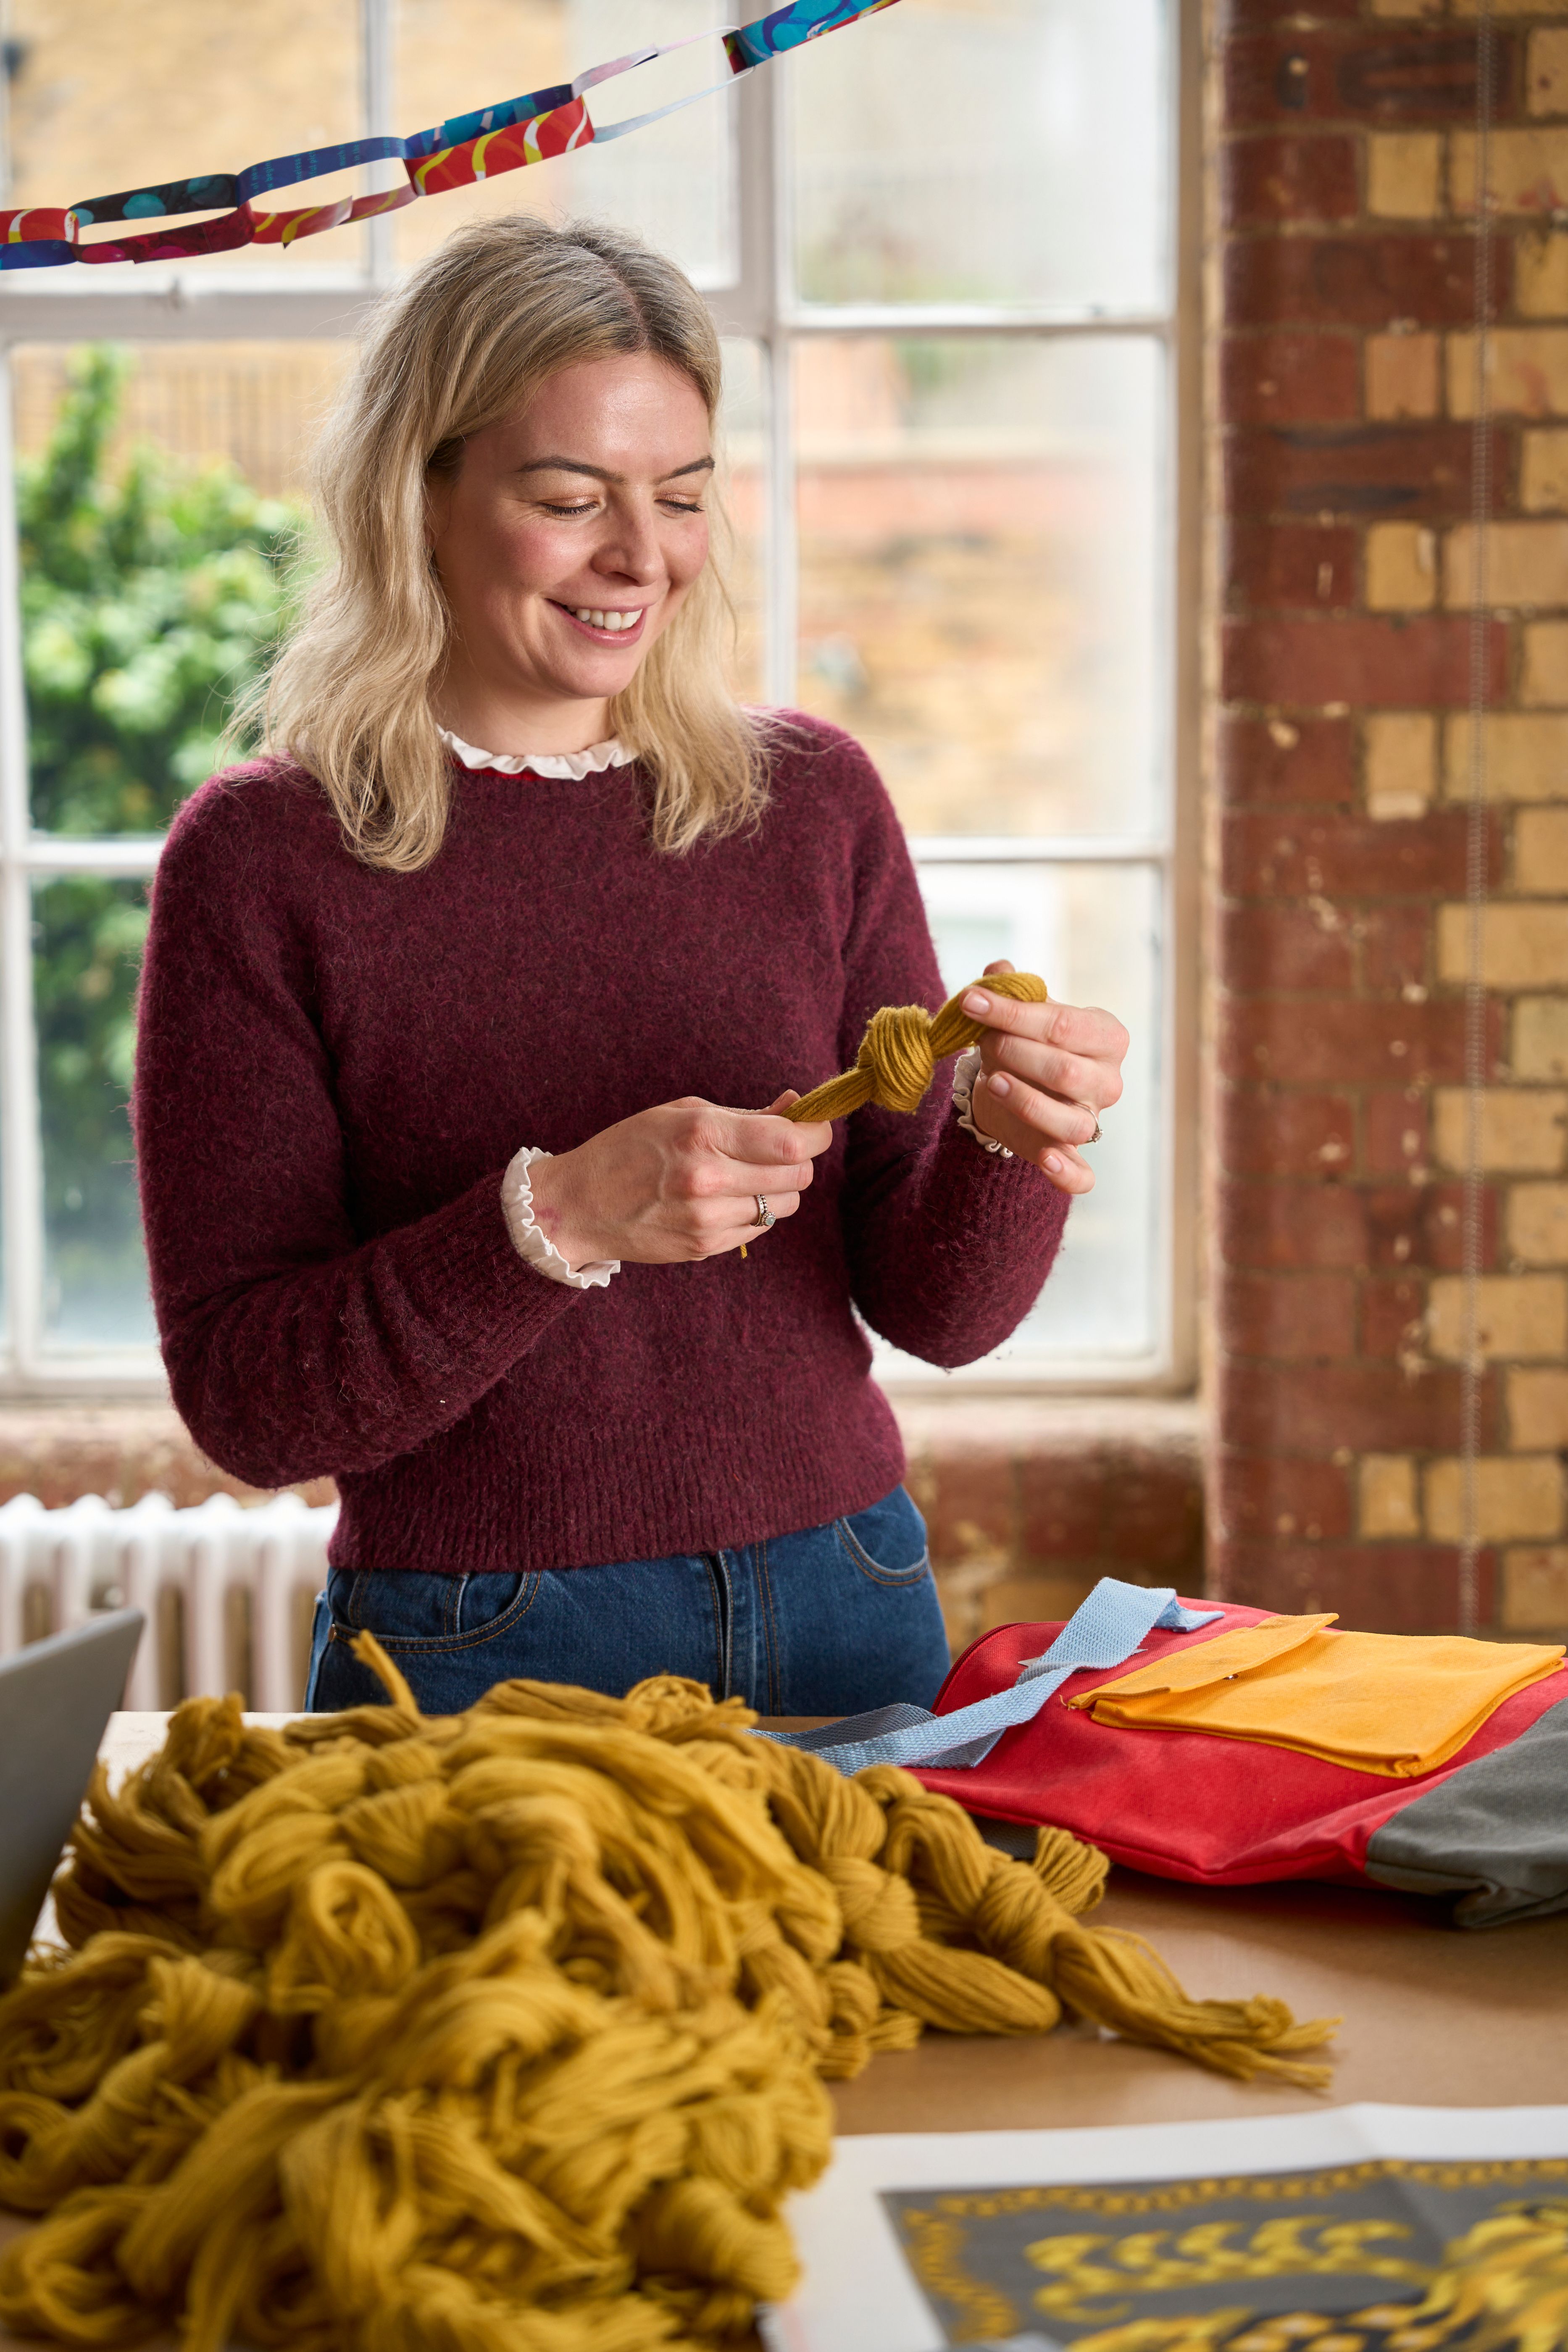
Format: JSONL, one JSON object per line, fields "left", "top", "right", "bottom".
{"left": 0, "top": 0, "right": 898, "bottom": 271}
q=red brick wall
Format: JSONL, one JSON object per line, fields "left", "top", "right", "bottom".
{"left": 1211, "top": 0, "right": 1568, "bottom": 1637}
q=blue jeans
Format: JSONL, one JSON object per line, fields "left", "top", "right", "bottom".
{"left": 304, "top": 1482, "right": 949, "bottom": 1718}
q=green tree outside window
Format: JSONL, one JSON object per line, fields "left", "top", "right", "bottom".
{"left": 20, "top": 348, "right": 301, "bottom": 1343}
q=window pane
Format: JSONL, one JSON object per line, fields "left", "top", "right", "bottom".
{"left": 15, "top": 342, "right": 351, "bottom": 837}
{"left": 796, "top": 337, "right": 1165, "bottom": 839}
{"left": 888, "top": 859, "right": 1162, "bottom": 1371}
{"left": 790, "top": 0, "right": 1170, "bottom": 312}
{"left": 393, "top": 0, "right": 736, "bottom": 284}
{"left": 3, "top": 0, "right": 363, "bottom": 281}
{"left": 34, "top": 876, "right": 153, "bottom": 1351}
{"left": 721, "top": 339, "right": 767, "bottom": 705}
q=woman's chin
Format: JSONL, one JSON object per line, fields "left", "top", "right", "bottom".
{"left": 536, "top": 653, "right": 649, "bottom": 707}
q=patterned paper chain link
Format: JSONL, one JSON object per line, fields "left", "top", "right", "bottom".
{"left": 0, "top": 0, "right": 899, "bottom": 270}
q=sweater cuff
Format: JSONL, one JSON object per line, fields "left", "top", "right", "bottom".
{"left": 501, "top": 1146, "right": 620, "bottom": 1290}
{"left": 952, "top": 1046, "right": 1013, "bottom": 1158}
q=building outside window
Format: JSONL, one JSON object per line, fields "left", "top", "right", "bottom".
{"left": 0, "top": 0, "right": 1190, "bottom": 1396}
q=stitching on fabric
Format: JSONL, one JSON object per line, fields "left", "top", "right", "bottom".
{"left": 702, "top": 1554, "right": 729, "bottom": 1700}
{"left": 329, "top": 1573, "right": 545, "bottom": 1656}
{"left": 834, "top": 1516, "right": 932, "bottom": 1587}
{"left": 755, "top": 1539, "right": 781, "bottom": 1717}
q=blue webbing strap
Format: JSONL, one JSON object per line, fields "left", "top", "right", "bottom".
{"left": 755, "top": 1576, "right": 1223, "bottom": 1776}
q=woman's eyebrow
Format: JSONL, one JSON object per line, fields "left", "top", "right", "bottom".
{"left": 516, "top": 455, "right": 716, "bottom": 483}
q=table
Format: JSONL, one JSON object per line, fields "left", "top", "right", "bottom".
{"left": 832, "top": 1866, "right": 1568, "bottom": 2131}
{"left": 4, "top": 1714, "right": 1565, "bottom": 2349}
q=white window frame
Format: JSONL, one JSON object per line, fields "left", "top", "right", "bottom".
{"left": 0, "top": 0, "right": 1197, "bottom": 1397}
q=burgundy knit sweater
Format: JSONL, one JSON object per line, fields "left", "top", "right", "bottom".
{"left": 133, "top": 718, "right": 1069, "bottom": 1576}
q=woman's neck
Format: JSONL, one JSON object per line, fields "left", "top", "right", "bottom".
{"left": 433, "top": 680, "right": 615, "bottom": 758}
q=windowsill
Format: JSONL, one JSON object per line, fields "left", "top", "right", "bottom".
{"left": 892, "top": 1392, "right": 1202, "bottom": 1450}
{"left": 0, "top": 1397, "right": 333, "bottom": 1510}
{"left": 0, "top": 1392, "right": 1208, "bottom": 1660}
{"left": 0, "top": 1391, "right": 1204, "bottom": 1502}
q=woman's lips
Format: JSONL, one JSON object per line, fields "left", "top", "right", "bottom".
{"left": 552, "top": 602, "right": 650, "bottom": 646}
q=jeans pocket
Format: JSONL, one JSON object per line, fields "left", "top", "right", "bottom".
{"left": 330, "top": 1569, "right": 542, "bottom": 1656}
{"left": 834, "top": 1485, "right": 932, "bottom": 1586}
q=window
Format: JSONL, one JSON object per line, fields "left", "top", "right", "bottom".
{"left": 0, "top": 0, "right": 1190, "bottom": 1394}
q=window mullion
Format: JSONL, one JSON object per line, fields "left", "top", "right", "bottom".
{"left": 761, "top": 58, "right": 795, "bottom": 714}
{"left": 0, "top": 358, "right": 44, "bottom": 1378}
{"left": 784, "top": 308, "right": 1175, "bottom": 339}
{"left": 360, "top": 0, "right": 395, "bottom": 289}
{"left": 21, "top": 841, "right": 163, "bottom": 879}
{"left": 763, "top": 329, "right": 796, "bottom": 712}
{"left": 0, "top": 284, "right": 374, "bottom": 347}
{"left": 910, "top": 837, "right": 1173, "bottom": 865}
{"left": 728, "top": 57, "right": 796, "bottom": 711}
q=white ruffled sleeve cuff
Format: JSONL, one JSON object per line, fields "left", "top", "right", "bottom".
{"left": 952, "top": 1046, "right": 1014, "bottom": 1158}
{"left": 501, "top": 1146, "right": 620, "bottom": 1289}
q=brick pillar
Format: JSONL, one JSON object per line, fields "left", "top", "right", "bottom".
{"left": 1211, "top": 0, "right": 1568, "bottom": 1636}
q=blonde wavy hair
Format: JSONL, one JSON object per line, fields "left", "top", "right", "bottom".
{"left": 240, "top": 214, "right": 768, "bottom": 869}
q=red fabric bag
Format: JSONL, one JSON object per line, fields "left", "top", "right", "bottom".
{"left": 912, "top": 1600, "right": 1568, "bottom": 1918}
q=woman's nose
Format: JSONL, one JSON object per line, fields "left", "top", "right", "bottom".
{"left": 593, "top": 502, "right": 664, "bottom": 583}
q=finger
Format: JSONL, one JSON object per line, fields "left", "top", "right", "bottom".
{"left": 974, "top": 1068, "right": 1102, "bottom": 1152}
{"left": 765, "top": 1090, "right": 802, "bottom": 1112}
{"left": 960, "top": 981, "right": 1040, "bottom": 1040}
{"left": 721, "top": 1163, "right": 810, "bottom": 1205}
{"left": 713, "top": 1109, "right": 834, "bottom": 1163}
{"left": 979, "top": 1036, "right": 1119, "bottom": 1124}
{"left": 972, "top": 1080, "right": 1095, "bottom": 1194}
{"left": 717, "top": 1190, "right": 802, "bottom": 1254}
{"left": 1052, "top": 1002, "right": 1129, "bottom": 1062}
{"left": 1039, "top": 1145, "right": 1094, "bottom": 1197}
{"left": 964, "top": 986, "right": 1129, "bottom": 1067}
{"left": 982, "top": 957, "right": 1016, "bottom": 977}
{"left": 972, "top": 1071, "right": 1099, "bottom": 1185}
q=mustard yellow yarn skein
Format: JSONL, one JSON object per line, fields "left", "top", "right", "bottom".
{"left": 785, "top": 969, "right": 1048, "bottom": 1123}
{"left": 0, "top": 1642, "right": 1334, "bottom": 2352}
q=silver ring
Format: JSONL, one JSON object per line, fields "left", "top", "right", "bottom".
{"left": 753, "top": 1194, "right": 776, "bottom": 1229}
{"left": 1076, "top": 1102, "right": 1103, "bottom": 1146}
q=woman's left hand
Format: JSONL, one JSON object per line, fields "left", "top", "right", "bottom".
{"left": 962, "top": 960, "right": 1128, "bottom": 1197}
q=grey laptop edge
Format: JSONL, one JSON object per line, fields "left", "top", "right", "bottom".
{"left": 0, "top": 1608, "right": 145, "bottom": 1986}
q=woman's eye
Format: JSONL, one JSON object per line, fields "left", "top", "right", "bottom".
{"left": 541, "top": 501, "right": 599, "bottom": 518}
{"left": 660, "top": 498, "right": 704, "bottom": 515}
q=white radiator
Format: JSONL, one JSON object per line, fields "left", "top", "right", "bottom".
{"left": 0, "top": 1492, "right": 338, "bottom": 1711}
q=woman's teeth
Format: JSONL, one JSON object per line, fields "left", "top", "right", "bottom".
{"left": 571, "top": 608, "right": 640, "bottom": 631}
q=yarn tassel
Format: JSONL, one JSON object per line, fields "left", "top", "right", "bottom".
{"left": 850, "top": 1768, "right": 1335, "bottom": 2091}
{"left": 1048, "top": 1929, "right": 1336, "bottom": 2089}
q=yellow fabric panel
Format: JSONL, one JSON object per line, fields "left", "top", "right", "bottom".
{"left": 1069, "top": 1618, "right": 1565, "bottom": 1778}
{"left": 1064, "top": 1613, "right": 1337, "bottom": 1699}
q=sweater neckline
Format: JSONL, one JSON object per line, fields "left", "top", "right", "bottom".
{"left": 439, "top": 727, "right": 633, "bottom": 780}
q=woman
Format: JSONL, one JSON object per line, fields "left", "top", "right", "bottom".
{"left": 132, "top": 214, "right": 1128, "bottom": 1718}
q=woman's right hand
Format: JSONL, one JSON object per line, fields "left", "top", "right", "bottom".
{"left": 524, "top": 1093, "right": 833, "bottom": 1269}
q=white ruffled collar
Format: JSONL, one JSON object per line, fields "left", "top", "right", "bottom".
{"left": 439, "top": 727, "right": 633, "bottom": 780}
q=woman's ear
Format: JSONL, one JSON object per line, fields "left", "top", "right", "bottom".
{"left": 423, "top": 470, "right": 454, "bottom": 560}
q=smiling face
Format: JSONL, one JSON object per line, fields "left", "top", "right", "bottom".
{"left": 425, "top": 351, "right": 714, "bottom": 756}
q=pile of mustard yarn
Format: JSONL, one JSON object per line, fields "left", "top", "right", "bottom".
{"left": 0, "top": 1639, "right": 1334, "bottom": 2352}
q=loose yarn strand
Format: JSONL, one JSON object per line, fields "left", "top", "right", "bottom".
{"left": 0, "top": 1638, "right": 1334, "bottom": 2349}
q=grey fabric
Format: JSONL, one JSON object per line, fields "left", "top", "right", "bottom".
{"left": 1364, "top": 1694, "right": 1568, "bottom": 1926}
